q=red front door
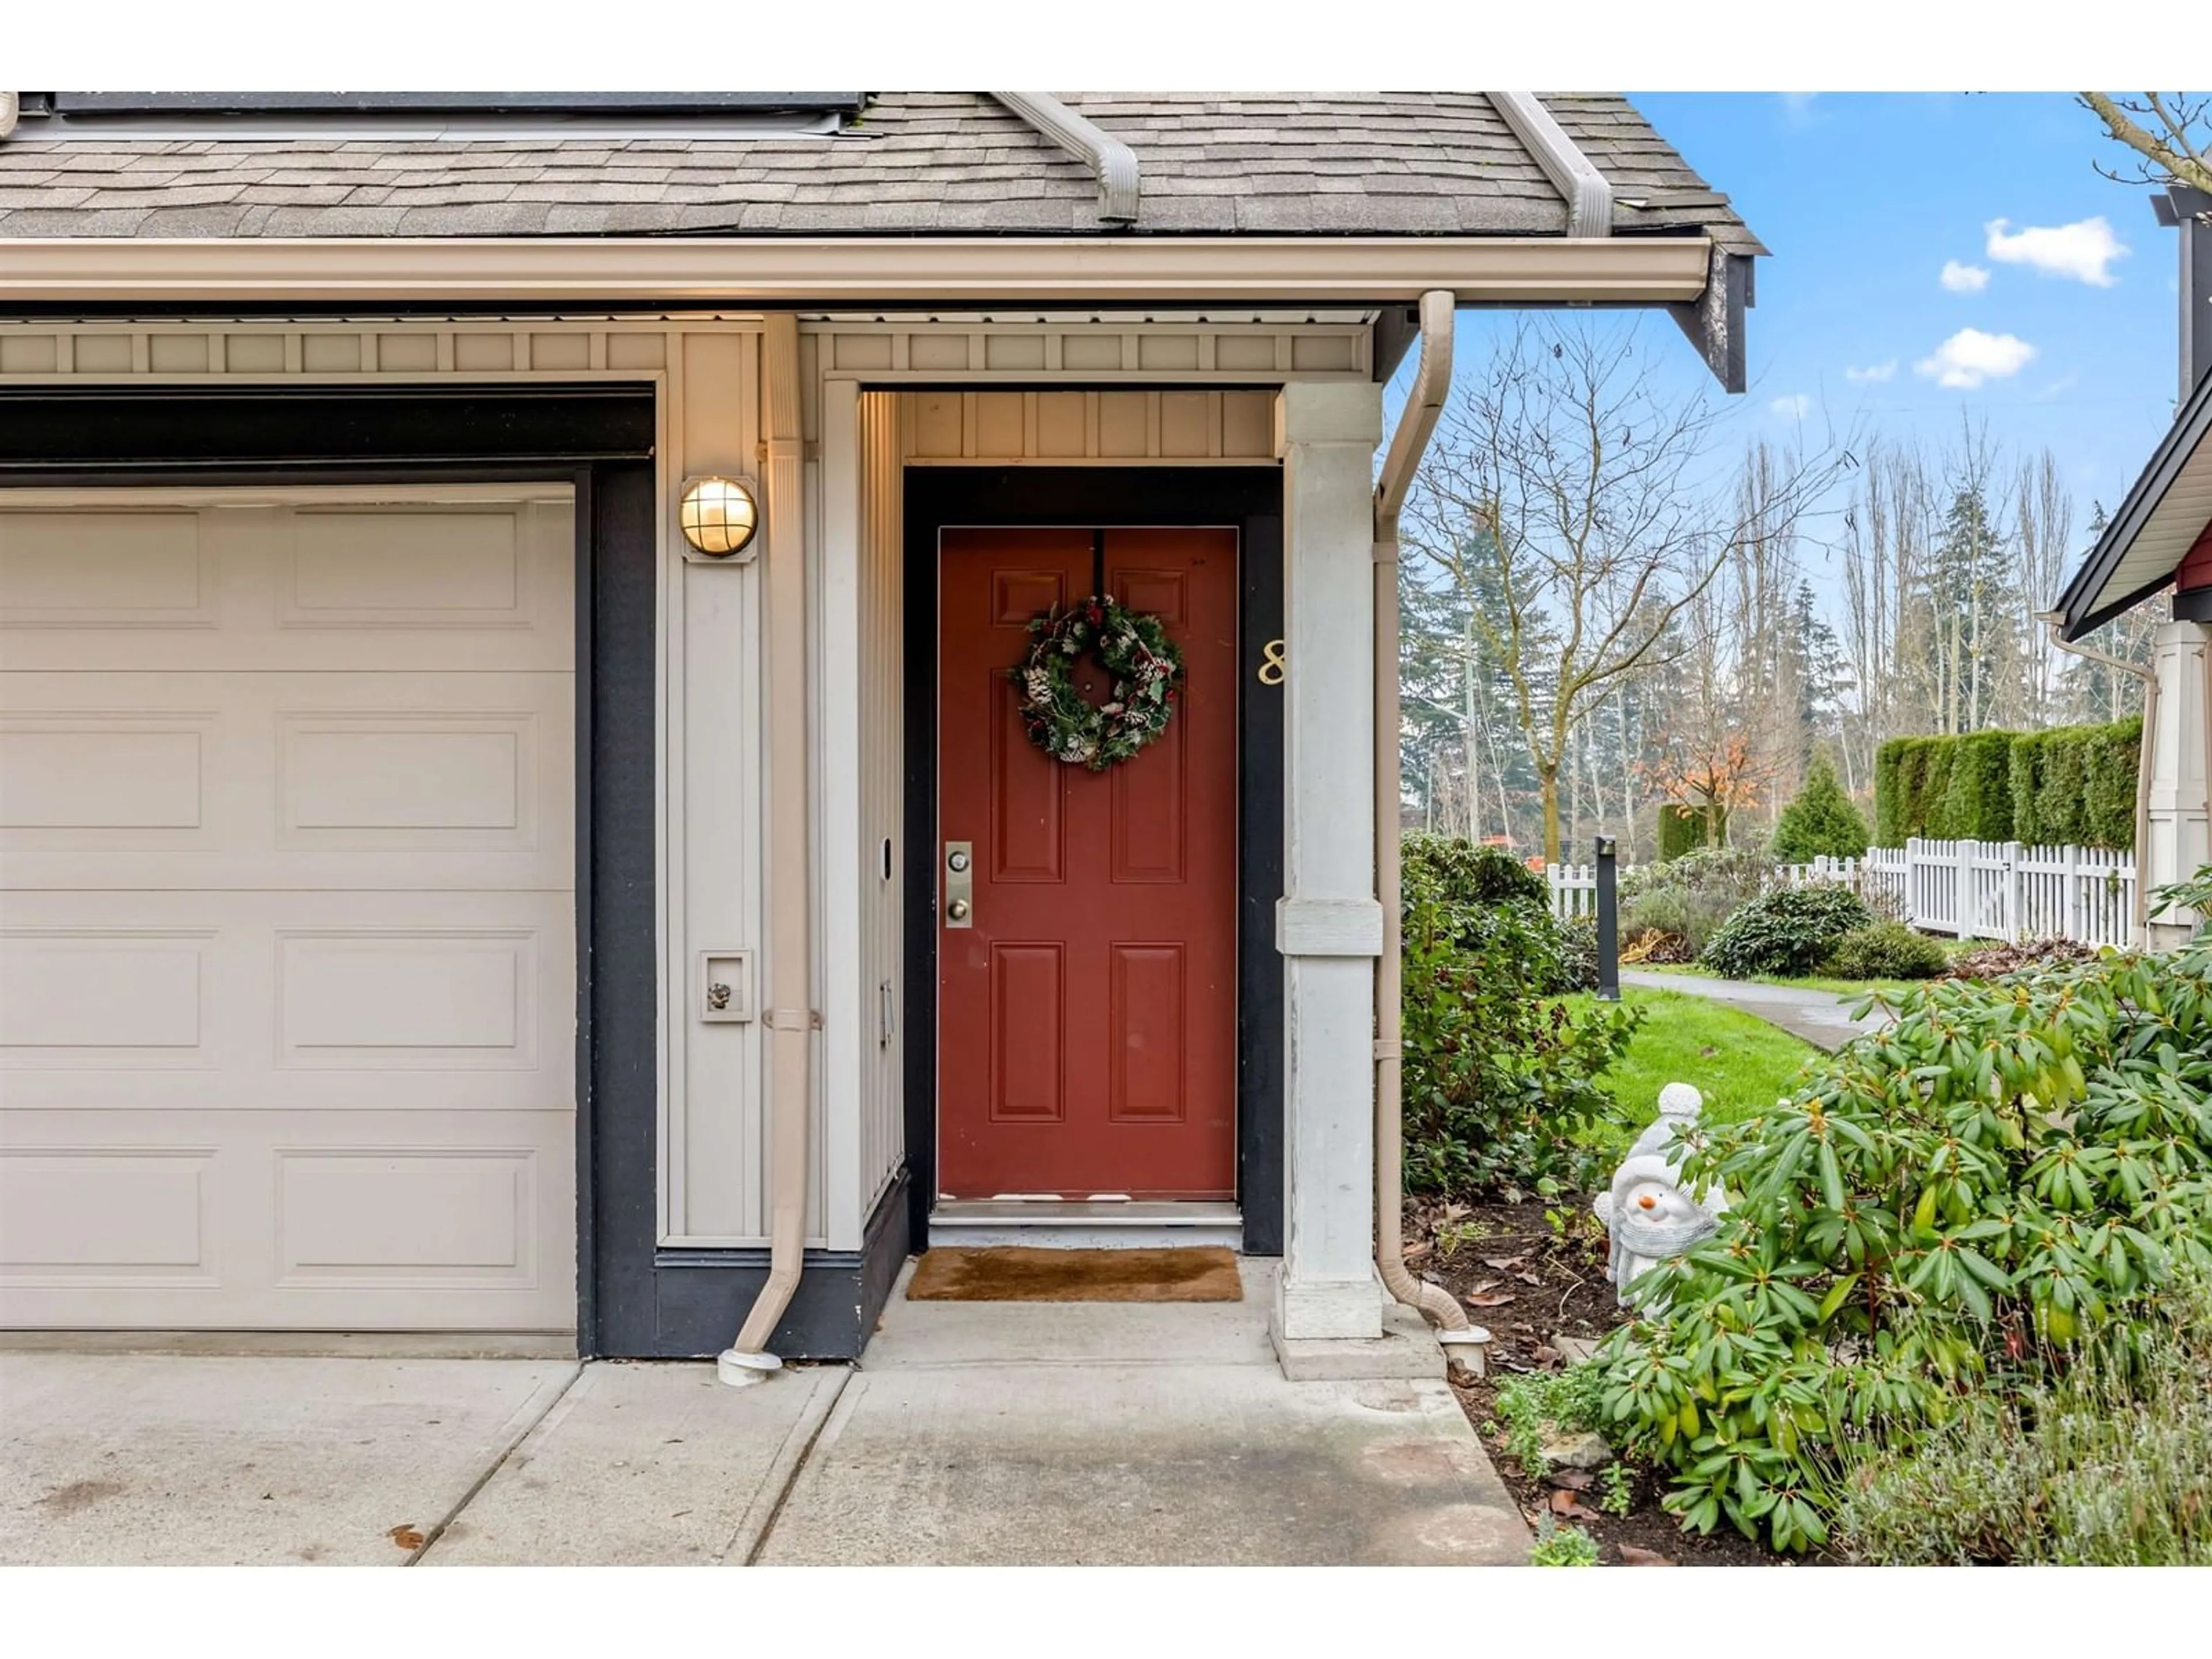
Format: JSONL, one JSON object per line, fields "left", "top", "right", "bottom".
{"left": 937, "top": 525, "right": 1239, "bottom": 1200}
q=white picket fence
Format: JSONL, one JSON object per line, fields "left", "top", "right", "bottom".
{"left": 1548, "top": 836, "right": 2138, "bottom": 949}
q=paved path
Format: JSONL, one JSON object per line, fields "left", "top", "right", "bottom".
{"left": 1620, "top": 968, "right": 1893, "bottom": 1053}
{"left": 2, "top": 1262, "right": 1529, "bottom": 1567}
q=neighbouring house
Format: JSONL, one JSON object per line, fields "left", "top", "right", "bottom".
{"left": 0, "top": 90, "right": 1761, "bottom": 1370}
{"left": 2053, "top": 184, "right": 2212, "bottom": 946}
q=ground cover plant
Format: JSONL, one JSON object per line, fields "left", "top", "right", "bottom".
{"left": 1593, "top": 907, "right": 2212, "bottom": 1555}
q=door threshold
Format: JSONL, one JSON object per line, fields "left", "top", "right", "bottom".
{"left": 928, "top": 1200, "right": 1241, "bottom": 1252}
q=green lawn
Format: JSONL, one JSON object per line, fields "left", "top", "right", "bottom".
{"left": 1568, "top": 986, "right": 1822, "bottom": 1147}
{"left": 1630, "top": 959, "right": 1963, "bottom": 997}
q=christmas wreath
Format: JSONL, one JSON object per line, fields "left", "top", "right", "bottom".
{"left": 1010, "top": 594, "right": 1185, "bottom": 771}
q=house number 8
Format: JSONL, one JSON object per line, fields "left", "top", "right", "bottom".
{"left": 1256, "top": 638, "right": 1286, "bottom": 685}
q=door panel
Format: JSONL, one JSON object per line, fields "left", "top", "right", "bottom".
{"left": 937, "top": 525, "right": 1237, "bottom": 1200}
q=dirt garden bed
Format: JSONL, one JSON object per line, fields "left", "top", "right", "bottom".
{"left": 1406, "top": 1195, "right": 1804, "bottom": 1567}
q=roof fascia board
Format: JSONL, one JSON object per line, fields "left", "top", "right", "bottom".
{"left": 0, "top": 235, "right": 1713, "bottom": 307}
{"left": 2057, "top": 365, "right": 2212, "bottom": 639}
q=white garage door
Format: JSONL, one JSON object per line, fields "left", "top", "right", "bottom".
{"left": 0, "top": 487, "right": 577, "bottom": 1331}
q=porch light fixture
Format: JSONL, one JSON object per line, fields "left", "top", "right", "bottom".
{"left": 678, "top": 475, "right": 760, "bottom": 558}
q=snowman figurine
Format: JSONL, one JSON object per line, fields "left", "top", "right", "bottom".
{"left": 1592, "top": 1082, "right": 1727, "bottom": 1308}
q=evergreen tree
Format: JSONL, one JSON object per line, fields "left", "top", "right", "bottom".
{"left": 1771, "top": 753, "right": 1871, "bottom": 862}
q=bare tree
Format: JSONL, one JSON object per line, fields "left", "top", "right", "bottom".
{"left": 2081, "top": 92, "right": 2212, "bottom": 192}
{"left": 2009, "top": 450, "right": 2075, "bottom": 728}
{"left": 1405, "top": 319, "right": 1848, "bottom": 863}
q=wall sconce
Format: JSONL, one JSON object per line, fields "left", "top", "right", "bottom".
{"left": 678, "top": 475, "right": 760, "bottom": 560}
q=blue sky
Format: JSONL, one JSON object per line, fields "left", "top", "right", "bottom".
{"left": 1437, "top": 93, "right": 2184, "bottom": 575}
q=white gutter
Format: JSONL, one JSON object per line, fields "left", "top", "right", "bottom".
{"left": 991, "top": 93, "right": 1139, "bottom": 225}
{"left": 1486, "top": 93, "right": 1612, "bottom": 239}
{"left": 1372, "top": 289, "right": 1485, "bottom": 1366}
{"left": 719, "top": 312, "right": 815, "bottom": 1387}
{"left": 2039, "top": 609, "right": 2159, "bottom": 948}
{"left": 0, "top": 235, "right": 1711, "bottom": 305}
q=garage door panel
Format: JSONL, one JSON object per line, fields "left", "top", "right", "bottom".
{"left": 1, "top": 673, "right": 571, "bottom": 888}
{"left": 0, "top": 1111, "right": 574, "bottom": 1328}
{"left": 0, "top": 497, "right": 573, "bottom": 672}
{"left": 3, "top": 896, "right": 570, "bottom": 1112}
{"left": 1, "top": 487, "right": 578, "bottom": 1332}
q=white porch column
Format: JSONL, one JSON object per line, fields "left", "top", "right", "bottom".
{"left": 2147, "top": 619, "right": 2212, "bottom": 945}
{"left": 1272, "top": 380, "right": 1386, "bottom": 1342}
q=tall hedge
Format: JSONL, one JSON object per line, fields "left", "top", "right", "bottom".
{"left": 1873, "top": 717, "right": 2141, "bottom": 850}
{"left": 1659, "top": 802, "right": 1725, "bottom": 860}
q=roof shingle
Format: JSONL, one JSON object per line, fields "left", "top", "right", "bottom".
{"left": 0, "top": 91, "right": 1762, "bottom": 253}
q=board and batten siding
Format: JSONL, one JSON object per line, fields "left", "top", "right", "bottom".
{"left": 0, "top": 308, "right": 1364, "bottom": 1262}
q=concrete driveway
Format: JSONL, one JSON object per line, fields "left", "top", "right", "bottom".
{"left": 2, "top": 1264, "right": 1529, "bottom": 1567}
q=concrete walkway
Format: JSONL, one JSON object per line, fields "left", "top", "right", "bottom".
{"left": 2, "top": 1263, "right": 1530, "bottom": 1567}
{"left": 1620, "top": 967, "right": 1893, "bottom": 1052}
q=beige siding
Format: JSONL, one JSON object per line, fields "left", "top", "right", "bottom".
{"left": 857, "top": 392, "right": 907, "bottom": 1214}
{"left": 901, "top": 390, "right": 1281, "bottom": 466}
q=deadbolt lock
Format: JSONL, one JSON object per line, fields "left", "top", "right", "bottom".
{"left": 944, "top": 840, "right": 974, "bottom": 929}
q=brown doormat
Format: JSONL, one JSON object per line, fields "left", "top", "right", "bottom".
{"left": 906, "top": 1245, "right": 1243, "bottom": 1303}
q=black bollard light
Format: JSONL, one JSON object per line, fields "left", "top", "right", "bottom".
{"left": 1594, "top": 835, "right": 1620, "bottom": 1002}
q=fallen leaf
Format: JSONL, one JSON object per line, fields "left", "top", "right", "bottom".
{"left": 1547, "top": 1469, "right": 1595, "bottom": 1491}
{"left": 1548, "top": 1489, "right": 1602, "bottom": 1522}
{"left": 1619, "top": 1544, "right": 1677, "bottom": 1566}
{"left": 1531, "top": 1344, "right": 1564, "bottom": 1369}
{"left": 1444, "top": 1203, "right": 1472, "bottom": 1223}
{"left": 1481, "top": 1255, "right": 1529, "bottom": 1272}
{"left": 388, "top": 1525, "right": 425, "bottom": 1551}
{"left": 1514, "top": 1271, "right": 1543, "bottom": 1286}
{"left": 1402, "top": 1239, "right": 1433, "bottom": 1262}
{"left": 1464, "top": 1291, "right": 1517, "bottom": 1308}
{"left": 1466, "top": 1278, "right": 1499, "bottom": 1296}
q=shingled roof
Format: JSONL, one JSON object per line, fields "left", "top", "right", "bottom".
{"left": 0, "top": 92, "right": 1763, "bottom": 252}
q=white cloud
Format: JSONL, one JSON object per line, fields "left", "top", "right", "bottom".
{"left": 1940, "top": 259, "right": 1990, "bottom": 294}
{"left": 1844, "top": 359, "right": 1897, "bottom": 384}
{"left": 1769, "top": 393, "right": 1811, "bottom": 421}
{"left": 1915, "top": 328, "right": 2037, "bottom": 389}
{"left": 1984, "top": 217, "right": 2128, "bottom": 286}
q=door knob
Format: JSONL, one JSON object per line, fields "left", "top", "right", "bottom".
{"left": 947, "top": 898, "right": 972, "bottom": 922}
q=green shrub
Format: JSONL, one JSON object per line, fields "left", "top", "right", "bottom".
{"left": 1824, "top": 920, "right": 1949, "bottom": 981}
{"left": 1699, "top": 884, "right": 1874, "bottom": 979}
{"left": 1596, "top": 938, "right": 2212, "bottom": 1553}
{"left": 1398, "top": 836, "right": 1641, "bottom": 1200}
{"left": 1620, "top": 846, "right": 1775, "bottom": 960}
{"left": 1402, "top": 832, "right": 1547, "bottom": 910}
{"left": 1876, "top": 719, "right": 2143, "bottom": 850}
{"left": 1835, "top": 1271, "right": 2212, "bottom": 1565}
{"left": 1945, "top": 730, "right": 2017, "bottom": 841}
{"left": 1771, "top": 756, "right": 1870, "bottom": 862}
{"left": 1660, "top": 802, "right": 1725, "bottom": 859}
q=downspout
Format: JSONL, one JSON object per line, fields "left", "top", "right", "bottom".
{"left": 0, "top": 94, "right": 18, "bottom": 142}
{"left": 2039, "top": 610, "right": 2158, "bottom": 947}
{"left": 990, "top": 92, "right": 1140, "bottom": 225}
{"left": 1373, "top": 290, "right": 1484, "bottom": 1362}
{"left": 1485, "top": 93, "right": 1612, "bottom": 240}
{"left": 720, "top": 313, "right": 815, "bottom": 1387}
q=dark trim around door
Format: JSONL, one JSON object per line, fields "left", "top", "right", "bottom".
{"left": 901, "top": 466, "right": 1287, "bottom": 1255}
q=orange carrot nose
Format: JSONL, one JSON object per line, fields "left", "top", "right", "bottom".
{"left": 1638, "top": 1194, "right": 1656, "bottom": 1210}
